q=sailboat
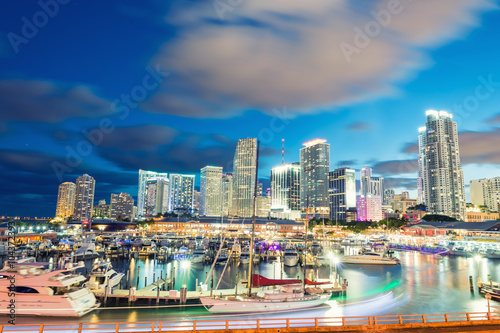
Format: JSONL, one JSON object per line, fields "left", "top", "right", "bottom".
{"left": 200, "top": 140, "right": 331, "bottom": 313}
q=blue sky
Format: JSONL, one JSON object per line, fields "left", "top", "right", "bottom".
{"left": 1, "top": 0, "right": 500, "bottom": 217}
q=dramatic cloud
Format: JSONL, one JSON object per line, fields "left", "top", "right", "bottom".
{"left": 402, "top": 142, "right": 419, "bottom": 154}
{"left": 347, "top": 122, "right": 372, "bottom": 132}
{"left": 338, "top": 160, "right": 357, "bottom": 167}
{"left": 89, "top": 124, "right": 279, "bottom": 173}
{"left": 384, "top": 177, "right": 417, "bottom": 190}
{"left": 0, "top": 79, "right": 112, "bottom": 130}
{"left": 142, "top": 0, "right": 495, "bottom": 118}
{"left": 372, "top": 159, "right": 419, "bottom": 176}
{"left": 459, "top": 128, "right": 500, "bottom": 164}
{"left": 0, "top": 149, "right": 138, "bottom": 216}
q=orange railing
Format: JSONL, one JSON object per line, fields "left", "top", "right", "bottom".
{"left": 1, "top": 312, "right": 499, "bottom": 332}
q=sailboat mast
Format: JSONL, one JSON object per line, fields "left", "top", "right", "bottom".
{"left": 247, "top": 140, "right": 260, "bottom": 296}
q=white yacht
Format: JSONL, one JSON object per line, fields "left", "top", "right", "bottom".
{"left": 72, "top": 241, "right": 100, "bottom": 260}
{"left": 0, "top": 260, "right": 99, "bottom": 317}
{"left": 191, "top": 247, "right": 206, "bottom": 264}
{"left": 85, "top": 260, "right": 124, "bottom": 291}
{"left": 340, "top": 251, "right": 400, "bottom": 265}
{"left": 200, "top": 284, "right": 330, "bottom": 313}
{"left": 283, "top": 248, "right": 299, "bottom": 267}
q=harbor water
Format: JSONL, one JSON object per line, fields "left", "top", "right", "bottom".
{"left": 3, "top": 246, "right": 500, "bottom": 325}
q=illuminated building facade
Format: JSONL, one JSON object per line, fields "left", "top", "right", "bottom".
{"left": 300, "top": 139, "right": 330, "bottom": 218}
{"left": 200, "top": 166, "right": 223, "bottom": 216}
{"left": 110, "top": 192, "right": 134, "bottom": 221}
{"left": 73, "top": 174, "right": 95, "bottom": 221}
{"left": 231, "top": 138, "right": 258, "bottom": 217}
{"left": 418, "top": 110, "right": 466, "bottom": 220}
{"left": 270, "top": 163, "right": 301, "bottom": 220}
{"left": 329, "top": 167, "right": 356, "bottom": 222}
{"left": 55, "top": 182, "right": 76, "bottom": 218}
{"left": 168, "top": 174, "right": 195, "bottom": 213}
{"left": 137, "top": 169, "right": 169, "bottom": 217}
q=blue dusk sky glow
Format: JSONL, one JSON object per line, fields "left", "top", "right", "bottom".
{"left": 1, "top": 0, "right": 500, "bottom": 216}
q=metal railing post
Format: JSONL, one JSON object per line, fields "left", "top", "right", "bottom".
{"left": 151, "top": 322, "right": 155, "bottom": 332}
{"left": 78, "top": 323, "right": 83, "bottom": 333}
{"left": 115, "top": 323, "right": 120, "bottom": 333}
{"left": 466, "top": 313, "right": 471, "bottom": 321}
{"left": 256, "top": 319, "right": 260, "bottom": 329}
{"left": 39, "top": 325, "right": 44, "bottom": 333}
{"left": 398, "top": 315, "right": 402, "bottom": 324}
{"left": 342, "top": 317, "right": 346, "bottom": 326}
{"left": 286, "top": 318, "right": 290, "bottom": 328}
{"left": 0, "top": 325, "right": 3, "bottom": 333}
{"left": 193, "top": 321, "right": 197, "bottom": 331}
{"left": 444, "top": 314, "right": 449, "bottom": 322}
{"left": 373, "top": 316, "right": 377, "bottom": 325}
{"left": 226, "top": 320, "right": 229, "bottom": 330}
{"left": 422, "top": 314, "right": 426, "bottom": 323}
{"left": 315, "top": 318, "right": 318, "bottom": 328}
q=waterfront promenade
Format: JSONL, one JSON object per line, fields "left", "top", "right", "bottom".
{"left": 3, "top": 311, "right": 500, "bottom": 332}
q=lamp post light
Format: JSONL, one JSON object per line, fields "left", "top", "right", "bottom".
{"left": 181, "top": 260, "right": 191, "bottom": 289}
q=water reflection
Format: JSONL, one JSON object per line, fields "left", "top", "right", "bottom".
{"left": 4, "top": 249, "right": 500, "bottom": 325}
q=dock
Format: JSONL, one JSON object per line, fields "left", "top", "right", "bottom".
{"left": 93, "top": 280, "right": 345, "bottom": 306}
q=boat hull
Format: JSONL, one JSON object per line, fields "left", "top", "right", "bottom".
{"left": 200, "top": 294, "right": 330, "bottom": 313}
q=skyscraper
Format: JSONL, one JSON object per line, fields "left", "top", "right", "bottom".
{"left": 232, "top": 138, "right": 258, "bottom": 217}
{"left": 200, "top": 166, "right": 223, "bottom": 216}
{"left": 110, "top": 192, "right": 134, "bottom": 221}
{"left": 137, "top": 169, "right": 169, "bottom": 217}
{"left": 222, "top": 173, "right": 233, "bottom": 216}
{"left": 145, "top": 177, "right": 169, "bottom": 216}
{"left": 168, "top": 174, "right": 195, "bottom": 213}
{"left": 55, "top": 182, "right": 76, "bottom": 218}
{"left": 383, "top": 188, "right": 395, "bottom": 206}
{"left": 270, "top": 163, "right": 301, "bottom": 220}
{"left": 329, "top": 168, "right": 356, "bottom": 222}
{"left": 73, "top": 174, "right": 95, "bottom": 221}
{"left": 418, "top": 110, "right": 466, "bottom": 220}
{"left": 360, "top": 166, "right": 383, "bottom": 197}
{"left": 300, "top": 139, "right": 330, "bottom": 218}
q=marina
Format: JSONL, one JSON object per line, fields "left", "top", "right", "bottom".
{"left": 2, "top": 232, "right": 500, "bottom": 325}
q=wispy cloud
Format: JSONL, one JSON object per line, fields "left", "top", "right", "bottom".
{"left": 141, "top": 0, "right": 495, "bottom": 118}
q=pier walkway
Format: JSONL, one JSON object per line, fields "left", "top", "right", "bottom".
{"left": 3, "top": 311, "right": 500, "bottom": 332}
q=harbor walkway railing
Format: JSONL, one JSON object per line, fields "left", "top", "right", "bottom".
{"left": 1, "top": 311, "right": 500, "bottom": 332}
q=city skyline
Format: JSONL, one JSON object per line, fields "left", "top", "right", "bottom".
{"left": 1, "top": 1, "right": 500, "bottom": 217}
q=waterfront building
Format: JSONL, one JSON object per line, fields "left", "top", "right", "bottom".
{"left": 73, "top": 174, "right": 95, "bottom": 221}
{"left": 231, "top": 138, "right": 258, "bottom": 217}
{"left": 470, "top": 177, "right": 500, "bottom": 212}
{"left": 200, "top": 166, "right": 223, "bottom": 216}
{"left": 270, "top": 163, "right": 301, "bottom": 220}
{"left": 403, "top": 221, "right": 500, "bottom": 240}
{"left": 137, "top": 169, "right": 169, "bottom": 217}
{"left": 466, "top": 210, "right": 500, "bottom": 222}
{"left": 357, "top": 195, "right": 383, "bottom": 222}
{"left": 92, "top": 201, "right": 110, "bottom": 219}
{"left": 418, "top": 110, "right": 466, "bottom": 220}
{"left": 55, "top": 182, "right": 76, "bottom": 218}
{"left": 328, "top": 168, "right": 356, "bottom": 223}
{"left": 222, "top": 173, "right": 233, "bottom": 216}
{"left": 110, "top": 192, "right": 134, "bottom": 221}
{"left": 300, "top": 139, "right": 330, "bottom": 218}
{"left": 145, "top": 177, "right": 169, "bottom": 216}
{"left": 151, "top": 216, "right": 305, "bottom": 236}
{"left": 168, "top": 174, "right": 195, "bottom": 213}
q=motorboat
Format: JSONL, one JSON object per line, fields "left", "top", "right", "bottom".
{"left": 340, "top": 251, "right": 400, "bottom": 265}
{"left": 483, "top": 248, "right": 500, "bottom": 259}
{"left": 0, "top": 260, "right": 99, "bottom": 316}
{"left": 240, "top": 247, "right": 260, "bottom": 265}
{"left": 191, "top": 247, "right": 206, "bottom": 264}
{"left": 72, "top": 241, "right": 100, "bottom": 260}
{"left": 85, "top": 260, "right": 124, "bottom": 291}
{"left": 283, "top": 248, "right": 299, "bottom": 267}
{"left": 215, "top": 248, "right": 229, "bottom": 265}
